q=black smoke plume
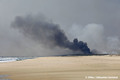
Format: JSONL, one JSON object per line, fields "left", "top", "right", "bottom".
{"left": 11, "top": 15, "right": 91, "bottom": 55}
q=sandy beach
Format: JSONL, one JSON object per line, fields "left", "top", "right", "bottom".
{"left": 0, "top": 56, "right": 120, "bottom": 80}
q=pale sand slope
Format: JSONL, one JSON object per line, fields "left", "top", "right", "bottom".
{"left": 0, "top": 56, "right": 120, "bottom": 80}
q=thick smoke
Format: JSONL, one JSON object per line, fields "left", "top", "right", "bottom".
{"left": 67, "top": 23, "right": 120, "bottom": 54}
{"left": 67, "top": 24, "right": 105, "bottom": 50}
{"left": 11, "top": 15, "right": 91, "bottom": 55}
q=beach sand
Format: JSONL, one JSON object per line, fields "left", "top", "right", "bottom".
{"left": 0, "top": 55, "right": 120, "bottom": 80}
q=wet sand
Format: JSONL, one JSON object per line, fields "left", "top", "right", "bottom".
{"left": 0, "top": 56, "right": 120, "bottom": 80}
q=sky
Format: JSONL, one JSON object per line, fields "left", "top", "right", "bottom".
{"left": 0, "top": 0, "right": 120, "bottom": 56}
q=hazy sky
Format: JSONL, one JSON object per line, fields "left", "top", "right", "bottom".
{"left": 0, "top": 0, "right": 120, "bottom": 56}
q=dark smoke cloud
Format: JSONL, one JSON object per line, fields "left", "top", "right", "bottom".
{"left": 11, "top": 15, "right": 91, "bottom": 55}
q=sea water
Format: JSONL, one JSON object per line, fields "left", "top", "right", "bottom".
{"left": 0, "top": 75, "right": 10, "bottom": 80}
{"left": 0, "top": 57, "right": 36, "bottom": 62}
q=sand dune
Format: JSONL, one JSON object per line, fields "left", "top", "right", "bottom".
{"left": 0, "top": 56, "right": 120, "bottom": 80}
